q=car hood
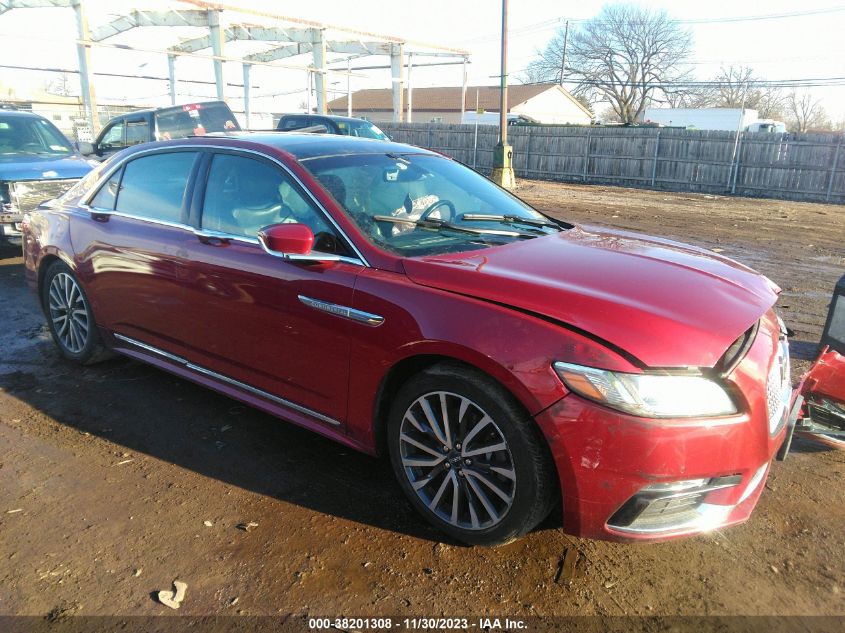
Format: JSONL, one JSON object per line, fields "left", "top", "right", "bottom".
{"left": 0, "top": 153, "right": 93, "bottom": 181}
{"left": 402, "top": 225, "right": 779, "bottom": 368}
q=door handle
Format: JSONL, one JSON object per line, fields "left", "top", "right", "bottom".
{"left": 194, "top": 230, "right": 231, "bottom": 246}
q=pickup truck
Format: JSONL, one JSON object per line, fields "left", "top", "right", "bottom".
{"left": 81, "top": 101, "right": 241, "bottom": 161}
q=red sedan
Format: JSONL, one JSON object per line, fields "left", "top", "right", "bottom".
{"left": 22, "top": 134, "right": 791, "bottom": 546}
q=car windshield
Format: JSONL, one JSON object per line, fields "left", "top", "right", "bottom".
{"left": 334, "top": 119, "right": 389, "bottom": 140}
{"left": 303, "top": 152, "right": 567, "bottom": 257}
{"left": 155, "top": 103, "right": 240, "bottom": 140}
{"left": 0, "top": 115, "right": 74, "bottom": 156}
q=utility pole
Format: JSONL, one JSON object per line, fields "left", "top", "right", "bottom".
{"left": 559, "top": 20, "right": 569, "bottom": 86}
{"left": 167, "top": 54, "right": 177, "bottom": 105}
{"left": 71, "top": 0, "right": 99, "bottom": 134}
{"left": 407, "top": 53, "right": 413, "bottom": 123}
{"left": 242, "top": 63, "right": 251, "bottom": 129}
{"left": 490, "top": 0, "right": 515, "bottom": 189}
{"left": 306, "top": 70, "right": 312, "bottom": 114}
{"left": 728, "top": 80, "right": 748, "bottom": 193}
{"left": 346, "top": 59, "right": 352, "bottom": 117}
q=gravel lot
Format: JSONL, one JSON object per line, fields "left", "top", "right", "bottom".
{"left": 0, "top": 182, "right": 843, "bottom": 623}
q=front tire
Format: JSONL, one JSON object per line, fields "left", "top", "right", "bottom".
{"left": 41, "top": 260, "right": 109, "bottom": 365}
{"left": 387, "top": 363, "right": 557, "bottom": 546}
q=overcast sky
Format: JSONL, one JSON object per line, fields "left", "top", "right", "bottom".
{"left": 0, "top": 0, "right": 842, "bottom": 121}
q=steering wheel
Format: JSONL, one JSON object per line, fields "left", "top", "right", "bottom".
{"left": 20, "top": 142, "right": 42, "bottom": 152}
{"left": 419, "top": 199, "right": 456, "bottom": 223}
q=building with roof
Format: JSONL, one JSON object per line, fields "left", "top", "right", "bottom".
{"left": 327, "top": 83, "right": 593, "bottom": 125}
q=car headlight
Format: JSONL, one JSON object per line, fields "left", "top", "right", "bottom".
{"left": 553, "top": 361, "right": 738, "bottom": 418}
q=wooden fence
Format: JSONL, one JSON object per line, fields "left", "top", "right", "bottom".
{"left": 378, "top": 123, "right": 845, "bottom": 204}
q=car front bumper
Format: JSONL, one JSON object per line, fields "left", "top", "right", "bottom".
{"left": 0, "top": 211, "right": 23, "bottom": 238}
{"left": 536, "top": 393, "right": 785, "bottom": 541}
{"left": 535, "top": 310, "right": 788, "bottom": 542}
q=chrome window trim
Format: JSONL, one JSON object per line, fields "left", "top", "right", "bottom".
{"left": 81, "top": 207, "right": 195, "bottom": 233}
{"left": 298, "top": 294, "right": 384, "bottom": 326}
{"left": 78, "top": 143, "right": 370, "bottom": 267}
{"left": 113, "top": 333, "right": 341, "bottom": 427}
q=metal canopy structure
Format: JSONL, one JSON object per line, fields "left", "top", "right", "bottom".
{"left": 0, "top": 0, "right": 470, "bottom": 131}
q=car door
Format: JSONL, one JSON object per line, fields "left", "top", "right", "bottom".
{"left": 178, "top": 149, "right": 364, "bottom": 425}
{"left": 73, "top": 149, "right": 202, "bottom": 357}
{"left": 94, "top": 117, "right": 127, "bottom": 159}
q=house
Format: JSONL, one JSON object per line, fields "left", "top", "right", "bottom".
{"left": 326, "top": 83, "right": 593, "bottom": 125}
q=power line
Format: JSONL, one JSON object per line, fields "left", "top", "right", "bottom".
{"left": 549, "top": 77, "right": 845, "bottom": 89}
{"left": 0, "top": 63, "right": 257, "bottom": 88}
{"left": 465, "top": 6, "right": 845, "bottom": 43}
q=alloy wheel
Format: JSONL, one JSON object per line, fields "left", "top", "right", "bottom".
{"left": 48, "top": 272, "right": 90, "bottom": 354}
{"left": 398, "top": 391, "right": 516, "bottom": 530}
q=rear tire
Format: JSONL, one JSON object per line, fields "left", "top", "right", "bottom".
{"left": 387, "top": 363, "right": 557, "bottom": 546}
{"left": 41, "top": 260, "right": 110, "bottom": 365}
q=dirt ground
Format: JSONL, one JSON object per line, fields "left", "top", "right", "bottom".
{"left": 0, "top": 181, "right": 843, "bottom": 623}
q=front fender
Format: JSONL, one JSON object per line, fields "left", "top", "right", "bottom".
{"left": 345, "top": 267, "right": 637, "bottom": 450}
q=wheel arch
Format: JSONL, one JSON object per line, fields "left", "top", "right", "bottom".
{"left": 371, "top": 349, "right": 557, "bottom": 469}
{"left": 373, "top": 351, "right": 564, "bottom": 537}
{"left": 36, "top": 251, "right": 75, "bottom": 310}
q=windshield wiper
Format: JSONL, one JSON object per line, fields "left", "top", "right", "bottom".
{"left": 460, "top": 213, "right": 563, "bottom": 231}
{"left": 372, "top": 215, "right": 536, "bottom": 239}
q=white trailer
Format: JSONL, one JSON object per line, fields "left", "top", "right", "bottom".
{"left": 644, "top": 107, "right": 760, "bottom": 131}
{"left": 460, "top": 111, "right": 536, "bottom": 126}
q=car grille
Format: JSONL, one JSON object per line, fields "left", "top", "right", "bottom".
{"left": 8, "top": 179, "right": 79, "bottom": 213}
{"left": 766, "top": 335, "right": 791, "bottom": 434}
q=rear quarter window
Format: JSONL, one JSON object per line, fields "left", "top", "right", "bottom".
{"left": 89, "top": 169, "right": 122, "bottom": 210}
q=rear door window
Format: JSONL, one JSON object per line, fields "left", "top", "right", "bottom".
{"left": 125, "top": 119, "right": 150, "bottom": 146}
{"left": 115, "top": 152, "right": 198, "bottom": 224}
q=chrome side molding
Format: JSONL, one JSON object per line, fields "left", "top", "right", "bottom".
{"left": 112, "top": 333, "right": 341, "bottom": 427}
{"left": 297, "top": 295, "right": 384, "bottom": 326}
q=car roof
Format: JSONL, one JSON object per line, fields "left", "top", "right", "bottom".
{"left": 110, "top": 101, "right": 229, "bottom": 117}
{"left": 193, "top": 132, "right": 435, "bottom": 161}
{"left": 0, "top": 110, "right": 48, "bottom": 120}
{"left": 282, "top": 113, "right": 378, "bottom": 124}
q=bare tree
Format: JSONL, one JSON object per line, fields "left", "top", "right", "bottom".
{"left": 713, "top": 66, "right": 754, "bottom": 108}
{"left": 754, "top": 87, "right": 787, "bottom": 120}
{"left": 45, "top": 72, "right": 75, "bottom": 97}
{"left": 524, "top": 4, "right": 693, "bottom": 124}
{"left": 709, "top": 66, "right": 786, "bottom": 119}
{"left": 662, "top": 85, "right": 717, "bottom": 109}
{"left": 787, "top": 91, "right": 829, "bottom": 132}
{"left": 598, "top": 105, "right": 622, "bottom": 124}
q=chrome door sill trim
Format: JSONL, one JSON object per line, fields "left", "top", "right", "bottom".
{"left": 113, "top": 333, "right": 341, "bottom": 427}
{"left": 298, "top": 295, "right": 384, "bottom": 326}
{"left": 114, "top": 333, "right": 188, "bottom": 365}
